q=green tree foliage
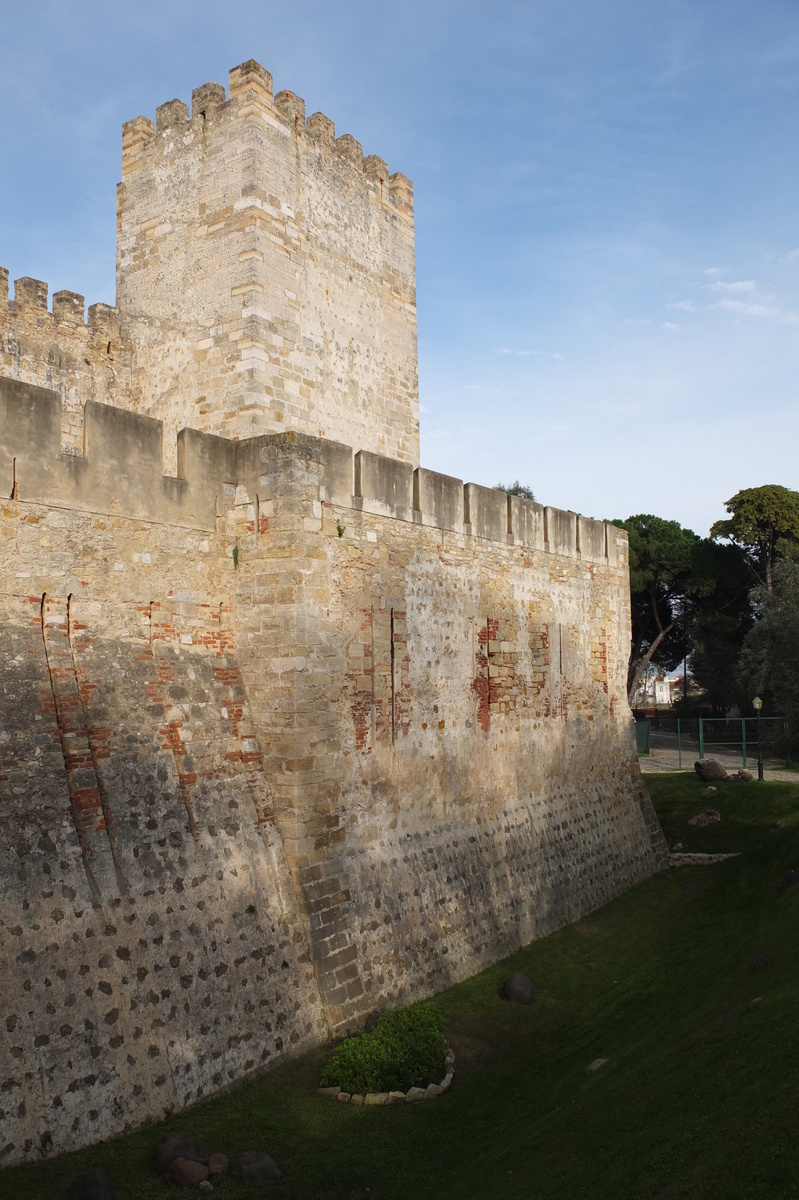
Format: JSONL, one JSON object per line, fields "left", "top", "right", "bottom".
{"left": 738, "top": 556, "right": 799, "bottom": 747}
{"left": 616, "top": 514, "right": 759, "bottom": 713}
{"left": 495, "top": 479, "right": 535, "bottom": 501}
{"left": 711, "top": 484, "right": 799, "bottom": 590}
{"left": 688, "top": 540, "right": 754, "bottom": 715}
{"left": 613, "top": 515, "right": 707, "bottom": 704}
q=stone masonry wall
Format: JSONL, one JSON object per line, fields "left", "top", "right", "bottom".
{"left": 231, "top": 434, "right": 667, "bottom": 1030}
{"left": 117, "top": 61, "right": 418, "bottom": 471}
{"left": 0, "top": 381, "right": 326, "bottom": 1167}
{"left": 0, "top": 379, "right": 667, "bottom": 1166}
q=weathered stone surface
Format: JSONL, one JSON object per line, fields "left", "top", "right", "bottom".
{"left": 153, "top": 1133, "right": 202, "bottom": 1174}
{"left": 729, "top": 769, "right": 755, "bottom": 783}
{"left": 423, "top": 1082, "right": 443, "bottom": 1100}
{"left": 387, "top": 1090, "right": 406, "bottom": 1105}
{"left": 351, "top": 1094, "right": 364, "bottom": 1105}
{"left": 165, "top": 1157, "right": 210, "bottom": 1187}
{"left": 337, "top": 1092, "right": 351, "bottom": 1103}
{"left": 688, "top": 808, "right": 721, "bottom": 827}
{"left": 233, "top": 1151, "right": 284, "bottom": 1182}
{"left": 405, "top": 1087, "right": 425, "bottom": 1103}
{"left": 365, "top": 1093, "right": 389, "bottom": 1106}
{"left": 586, "top": 1057, "right": 609, "bottom": 1073}
{"left": 62, "top": 1167, "right": 117, "bottom": 1200}
{"left": 695, "top": 759, "right": 728, "bottom": 782}
{"left": 500, "top": 971, "right": 532, "bottom": 1005}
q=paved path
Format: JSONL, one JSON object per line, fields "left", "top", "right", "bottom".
{"left": 638, "top": 729, "right": 797, "bottom": 783}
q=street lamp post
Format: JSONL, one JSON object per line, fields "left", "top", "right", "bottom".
{"left": 753, "top": 696, "right": 764, "bottom": 782}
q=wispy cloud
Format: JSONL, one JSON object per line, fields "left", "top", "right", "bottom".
{"left": 710, "top": 297, "right": 793, "bottom": 320}
{"left": 703, "top": 267, "right": 725, "bottom": 277}
{"left": 497, "top": 347, "right": 531, "bottom": 356}
{"left": 710, "top": 279, "right": 757, "bottom": 294}
{"left": 669, "top": 300, "right": 695, "bottom": 312}
{"left": 662, "top": 322, "right": 679, "bottom": 330}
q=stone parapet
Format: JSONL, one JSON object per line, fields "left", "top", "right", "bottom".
{"left": 0, "top": 273, "right": 131, "bottom": 454}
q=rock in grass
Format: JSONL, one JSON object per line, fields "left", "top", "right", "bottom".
{"left": 695, "top": 758, "right": 728, "bottom": 782}
{"left": 688, "top": 807, "right": 721, "bottom": 827}
{"left": 207, "top": 1152, "right": 228, "bottom": 1176}
{"left": 62, "top": 1167, "right": 116, "bottom": 1200}
{"left": 233, "top": 1151, "right": 284, "bottom": 1183}
{"left": 152, "top": 1131, "right": 201, "bottom": 1174}
{"left": 405, "top": 1086, "right": 425, "bottom": 1103}
{"left": 166, "top": 1157, "right": 209, "bottom": 1187}
{"left": 500, "top": 971, "right": 532, "bottom": 1005}
{"left": 586, "top": 1058, "right": 608, "bottom": 1073}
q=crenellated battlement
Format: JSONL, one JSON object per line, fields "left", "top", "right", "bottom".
{"left": 120, "top": 59, "right": 412, "bottom": 217}
{"left": 0, "top": 377, "right": 626, "bottom": 568}
{"left": 0, "top": 270, "right": 131, "bottom": 455}
{"left": 1, "top": 269, "right": 118, "bottom": 332}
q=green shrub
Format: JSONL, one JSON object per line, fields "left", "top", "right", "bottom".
{"left": 320, "top": 1003, "right": 447, "bottom": 1095}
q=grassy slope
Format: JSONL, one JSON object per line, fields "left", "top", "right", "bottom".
{"left": 6, "top": 774, "right": 799, "bottom": 1200}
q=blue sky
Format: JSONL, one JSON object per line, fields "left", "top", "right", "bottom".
{"left": 2, "top": 0, "right": 798, "bottom": 534}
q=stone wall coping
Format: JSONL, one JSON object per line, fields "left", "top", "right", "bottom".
{"left": 0, "top": 379, "right": 628, "bottom": 564}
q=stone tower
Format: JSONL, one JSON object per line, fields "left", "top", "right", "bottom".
{"left": 118, "top": 60, "right": 418, "bottom": 466}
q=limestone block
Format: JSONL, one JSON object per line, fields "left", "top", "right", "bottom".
{"left": 414, "top": 467, "right": 464, "bottom": 533}
{"left": 464, "top": 482, "right": 507, "bottom": 542}
{"left": 579, "top": 516, "right": 606, "bottom": 563}
{"left": 545, "top": 506, "right": 578, "bottom": 558}
{"left": 509, "top": 494, "right": 545, "bottom": 550}
{"left": 355, "top": 451, "right": 413, "bottom": 522}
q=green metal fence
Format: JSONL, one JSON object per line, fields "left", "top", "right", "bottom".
{"left": 634, "top": 714, "right": 789, "bottom": 770}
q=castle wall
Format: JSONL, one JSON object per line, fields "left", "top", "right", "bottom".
{"left": 231, "top": 434, "right": 666, "bottom": 1029}
{"left": 0, "top": 269, "right": 131, "bottom": 455}
{"left": 0, "top": 381, "right": 326, "bottom": 1167}
{"left": 0, "top": 380, "right": 665, "bottom": 1165}
{"left": 116, "top": 61, "right": 418, "bottom": 470}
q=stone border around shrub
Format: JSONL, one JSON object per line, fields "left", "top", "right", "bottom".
{"left": 317, "top": 1047, "right": 455, "bottom": 1106}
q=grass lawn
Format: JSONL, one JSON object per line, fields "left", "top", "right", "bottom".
{"left": 6, "top": 773, "right": 799, "bottom": 1199}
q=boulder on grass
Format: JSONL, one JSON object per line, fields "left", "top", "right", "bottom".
{"left": 153, "top": 1131, "right": 202, "bottom": 1174}
{"left": 500, "top": 971, "right": 532, "bottom": 1005}
{"left": 688, "top": 808, "right": 721, "bottom": 827}
{"left": 695, "top": 759, "right": 728, "bottom": 782}
{"left": 62, "top": 1168, "right": 116, "bottom": 1200}
{"left": 207, "top": 1152, "right": 229, "bottom": 1176}
{"left": 165, "top": 1158, "right": 210, "bottom": 1187}
{"left": 728, "top": 769, "right": 755, "bottom": 783}
{"left": 233, "top": 1151, "right": 284, "bottom": 1183}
